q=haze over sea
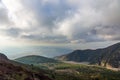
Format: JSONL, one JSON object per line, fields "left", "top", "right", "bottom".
{"left": 0, "top": 46, "right": 72, "bottom": 59}
{"left": 0, "top": 41, "right": 119, "bottom": 59}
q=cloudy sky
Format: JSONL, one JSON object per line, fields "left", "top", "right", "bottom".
{"left": 0, "top": 0, "right": 120, "bottom": 59}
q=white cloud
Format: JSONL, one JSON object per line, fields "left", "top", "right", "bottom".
{"left": 0, "top": 0, "right": 120, "bottom": 46}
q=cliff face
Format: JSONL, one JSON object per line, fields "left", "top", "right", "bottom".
{"left": 56, "top": 43, "right": 120, "bottom": 68}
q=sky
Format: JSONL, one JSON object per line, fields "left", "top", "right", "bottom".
{"left": 0, "top": 0, "right": 120, "bottom": 59}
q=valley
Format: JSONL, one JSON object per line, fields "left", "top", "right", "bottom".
{"left": 0, "top": 42, "right": 120, "bottom": 80}
{"left": 0, "top": 0, "right": 120, "bottom": 80}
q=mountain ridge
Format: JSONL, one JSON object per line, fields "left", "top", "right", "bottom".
{"left": 0, "top": 53, "right": 8, "bottom": 61}
{"left": 56, "top": 42, "right": 120, "bottom": 68}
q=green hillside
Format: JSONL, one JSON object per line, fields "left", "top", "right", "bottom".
{"left": 14, "top": 54, "right": 120, "bottom": 80}
{"left": 15, "top": 55, "right": 59, "bottom": 65}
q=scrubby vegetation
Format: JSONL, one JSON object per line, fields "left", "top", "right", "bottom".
{"left": 1, "top": 52, "right": 120, "bottom": 80}
{"left": 0, "top": 61, "right": 52, "bottom": 80}
{"left": 0, "top": 57, "right": 120, "bottom": 80}
{"left": 33, "top": 62, "right": 120, "bottom": 80}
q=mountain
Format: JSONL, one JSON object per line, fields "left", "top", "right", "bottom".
{"left": 0, "top": 53, "right": 8, "bottom": 61}
{"left": 56, "top": 42, "right": 120, "bottom": 68}
{"left": 1, "top": 53, "right": 120, "bottom": 80}
{"left": 15, "top": 55, "right": 59, "bottom": 64}
{"left": 0, "top": 53, "right": 53, "bottom": 80}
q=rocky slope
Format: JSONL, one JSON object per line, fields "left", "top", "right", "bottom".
{"left": 0, "top": 53, "right": 52, "bottom": 80}
{"left": 56, "top": 42, "right": 120, "bottom": 68}
{"left": 0, "top": 53, "right": 8, "bottom": 61}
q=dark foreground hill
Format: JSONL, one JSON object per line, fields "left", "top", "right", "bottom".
{"left": 0, "top": 53, "right": 8, "bottom": 60}
{"left": 56, "top": 42, "right": 120, "bottom": 68}
{"left": 0, "top": 53, "right": 52, "bottom": 80}
{"left": 15, "top": 55, "right": 59, "bottom": 64}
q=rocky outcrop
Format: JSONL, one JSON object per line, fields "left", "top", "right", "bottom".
{"left": 0, "top": 53, "right": 8, "bottom": 61}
